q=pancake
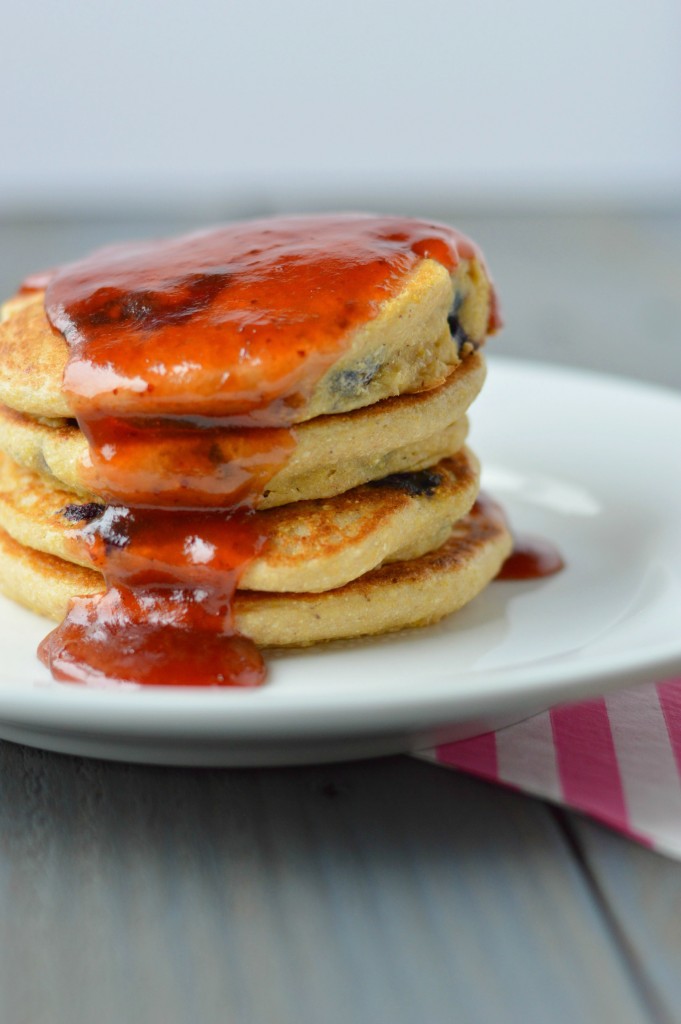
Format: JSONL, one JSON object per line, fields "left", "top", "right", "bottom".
{"left": 0, "top": 215, "right": 508, "bottom": 687}
{"left": 0, "top": 352, "right": 484, "bottom": 508}
{"left": 0, "top": 447, "right": 481, "bottom": 593}
{"left": 0, "top": 498, "right": 512, "bottom": 647}
{"left": 0, "top": 254, "right": 494, "bottom": 421}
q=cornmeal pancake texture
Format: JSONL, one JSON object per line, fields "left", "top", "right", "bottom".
{"left": 0, "top": 353, "right": 485, "bottom": 508}
{"left": 0, "top": 255, "right": 494, "bottom": 421}
{"left": 0, "top": 501, "right": 512, "bottom": 646}
{"left": 0, "top": 447, "right": 481, "bottom": 594}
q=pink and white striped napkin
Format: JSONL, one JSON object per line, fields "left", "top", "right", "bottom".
{"left": 417, "top": 679, "right": 681, "bottom": 859}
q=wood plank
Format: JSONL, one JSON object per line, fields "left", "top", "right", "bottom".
{"left": 560, "top": 812, "right": 681, "bottom": 1024}
{"left": 0, "top": 745, "right": 653, "bottom": 1024}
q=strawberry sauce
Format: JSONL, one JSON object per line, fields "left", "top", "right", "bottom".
{"left": 35, "top": 215, "right": 490, "bottom": 687}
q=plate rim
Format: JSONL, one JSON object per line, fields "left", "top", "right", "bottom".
{"left": 0, "top": 356, "right": 680, "bottom": 753}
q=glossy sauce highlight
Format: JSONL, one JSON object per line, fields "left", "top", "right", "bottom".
{"left": 35, "top": 215, "right": 488, "bottom": 687}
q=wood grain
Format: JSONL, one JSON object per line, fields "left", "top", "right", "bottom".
{"left": 0, "top": 746, "right": 654, "bottom": 1024}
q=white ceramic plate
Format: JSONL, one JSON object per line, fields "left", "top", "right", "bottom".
{"left": 1, "top": 357, "right": 680, "bottom": 766}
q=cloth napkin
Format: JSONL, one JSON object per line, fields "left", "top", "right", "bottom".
{"left": 417, "top": 679, "right": 681, "bottom": 859}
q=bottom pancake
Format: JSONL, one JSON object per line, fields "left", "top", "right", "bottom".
{"left": 0, "top": 500, "right": 512, "bottom": 648}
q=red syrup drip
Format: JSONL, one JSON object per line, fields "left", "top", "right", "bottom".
{"left": 38, "top": 504, "right": 269, "bottom": 687}
{"left": 31, "top": 214, "right": 498, "bottom": 688}
{"left": 38, "top": 586, "right": 265, "bottom": 688}
{"left": 497, "top": 534, "right": 565, "bottom": 581}
{"left": 471, "top": 493, "right": 565, "bottom": 583}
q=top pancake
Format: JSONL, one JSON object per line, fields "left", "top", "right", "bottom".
{"left": 0, "top": 254, "right": 494, "bottom": 422}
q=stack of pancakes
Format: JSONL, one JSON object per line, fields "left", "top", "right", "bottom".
{"left": 0, "top": 229, "right": 511, "bottom": 652}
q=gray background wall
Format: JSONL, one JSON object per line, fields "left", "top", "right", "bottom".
{"left": 2, "top": 0, "right": 680, "bottom": 214}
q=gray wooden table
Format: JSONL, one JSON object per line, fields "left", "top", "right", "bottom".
{"left": 0, "top": 211, "right": 680, "bottom": 1024}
